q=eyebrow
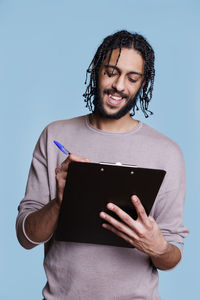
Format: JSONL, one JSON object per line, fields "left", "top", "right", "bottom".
{"left": 104, "top": 64, "right": 143, "bottom": 76}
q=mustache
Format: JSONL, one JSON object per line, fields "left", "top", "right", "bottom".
{"left": 103, "top": 89, "right": 128, "bottom": 99}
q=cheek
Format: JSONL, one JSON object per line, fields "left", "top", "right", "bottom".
{"left": 99, "top": 78, "right": 111, "bottom": 92}
{"left": 129, "top": 82, "right": 142, "bottom": 95}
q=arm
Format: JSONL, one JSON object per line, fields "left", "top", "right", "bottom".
{"left": 24, "top": 198, "right": 60, "bottom": 248}
{"left": 20, "top": 154, "right": 89, "bottom": 249}
{"left": 150, "top": 243, "right": 181, "bottom": 270}
{"left": 99, "top": 195, "right": 181, "bottom": 270}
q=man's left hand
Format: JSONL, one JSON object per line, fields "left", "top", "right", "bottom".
{"left": 99, "top": 195, "right": 168, "bottom": 257}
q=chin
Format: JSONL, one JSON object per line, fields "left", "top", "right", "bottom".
{"left": 94, "top": 97, "right": 137, "bottom": 120}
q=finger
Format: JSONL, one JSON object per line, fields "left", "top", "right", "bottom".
{"left": 131, "top": 195, "right": 152, "bottom": 229}
{"left": 105, "top": 203, "right": 146, "bottom": 238}
{"left": 102, "top": 223, "right": 135, "bottom": 247}
{"left": 99, "top": 211, "right": 138, "bottom": 240}
{"left": 68, "top": 153, "right": 90, "bottom": 163}
{"left": 58, "top": 154, "right": 90, "bottom": 173}
{"left": 106, "top": 202, "right": 137, "bottom": 229}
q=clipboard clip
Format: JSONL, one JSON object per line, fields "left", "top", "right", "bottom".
{"left": 99, "top": 162, "right": 137, "bottom": 167}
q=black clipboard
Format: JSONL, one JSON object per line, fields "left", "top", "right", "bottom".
{"left": 55, "top": 161, "right": 166, "bottom": 248}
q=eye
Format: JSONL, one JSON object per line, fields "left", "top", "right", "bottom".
{"left": 128, "top": 77, "right": 137, "bottom": 83}
{"left": 104, "top": 70, "right": 114, "bottom": 77}
{"left": 104, "top": 67, "right": 118, "bottom": 77}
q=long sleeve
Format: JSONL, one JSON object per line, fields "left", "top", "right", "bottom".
{"left": 16, "top": 127, "right": 51, "bottom": 249}
{"left": 150, "top": 141, "right": 189, "bottom": 251}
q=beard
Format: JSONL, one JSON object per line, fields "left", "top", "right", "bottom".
{"left": 93, "top": 87, "right": 141, "bottom": 120}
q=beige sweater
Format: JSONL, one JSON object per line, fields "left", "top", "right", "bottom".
{"left": 16, "top": 115, "right": 189, "bottom": 300}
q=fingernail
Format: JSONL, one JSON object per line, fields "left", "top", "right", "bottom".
{"left": 107, "top": 203, "right": 114, "bottom": 210}
{"left": 100, "top": 212, "right": 105, "bottom": 218}
{"left": 132, "top": 196, "right": 137, "bottom": 202}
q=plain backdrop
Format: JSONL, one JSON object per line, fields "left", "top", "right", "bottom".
{"left": 1, "top": 0, "right": 199, "bottom": 299}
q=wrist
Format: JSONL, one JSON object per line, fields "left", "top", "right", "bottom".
{"left": 151, "top": 240, "right": 170, "bottom": 258}
{"left": 150, "top": 242, "right": 181, "bottom": 270}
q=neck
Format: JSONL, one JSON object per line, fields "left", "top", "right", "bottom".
{"left": 89, "top": 112, "right": 139, "bottom": 133}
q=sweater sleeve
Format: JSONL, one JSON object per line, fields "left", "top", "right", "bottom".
{"left": 150, "top": 143, "right": 189, "bottom": 251}
{"left": 16, "top": 127, "right": 52, "bottom": 249}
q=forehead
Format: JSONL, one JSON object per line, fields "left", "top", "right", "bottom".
{"left": 104, "top": 48, "right": 144, "bottom": 74}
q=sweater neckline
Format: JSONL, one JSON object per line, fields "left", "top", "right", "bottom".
{"left": 85, "top": 114, "right": 143, "bottom": 136}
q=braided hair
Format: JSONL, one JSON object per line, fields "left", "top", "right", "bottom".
{"left": 83, "top": 30, "right": 155, "bottom": 118}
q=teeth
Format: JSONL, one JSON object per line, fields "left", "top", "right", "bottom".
{"left": 109, "top": 95, "right": 123, "bottom": 100}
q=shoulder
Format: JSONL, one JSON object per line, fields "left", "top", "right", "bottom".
{"left": 34, "top": 114, "right": 88, "bottom": 156}
{"left": 45, "top": 114, "right": 88, "bottom": 133}
{"left": 141, "top": 122, "right": 184, "bottom": 158}
{"left": 38, "top": 114, "right": 88, "bottom": 140}
{"left": 140, "top": 123, "right": 186, "bottom": 192}
{"left": 139, "top": 122, "right": 185, "bottom": 180}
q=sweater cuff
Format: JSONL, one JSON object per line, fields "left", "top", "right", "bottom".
{"left": 22, "top": 213, "right": 53, "bottom": 245}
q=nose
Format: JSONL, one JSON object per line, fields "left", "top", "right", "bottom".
{"left": 112, "top": 75, "right": 125, "bottom": 92}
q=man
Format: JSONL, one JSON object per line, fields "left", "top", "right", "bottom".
{"left": 16, "top": 30, "right": 189, "bottom": 299}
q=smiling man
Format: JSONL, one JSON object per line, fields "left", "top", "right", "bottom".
{"left": 94, "top": 47, "right": 144, "bottom": 121}
{"left": 16, "top": 30, "right": 189, "bottom": 299}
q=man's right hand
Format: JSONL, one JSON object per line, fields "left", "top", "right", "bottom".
{"left": 24, "top": 153, "right": 89, "bottom": 248}
{"left": 55, "top": 154, "right": 90, "bottom": 207}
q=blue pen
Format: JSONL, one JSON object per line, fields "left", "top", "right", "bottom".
{"left": 54, "top": 140, "right": 70, "bottom": 156}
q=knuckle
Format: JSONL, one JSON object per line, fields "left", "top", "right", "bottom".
{"left": 55, "top": 166, "right": 61, "bottom": 174}
{"left": 149, "top": 216, "right": 155, "bottom": 222}
{"left": 134, "top": 235, "right": 140, "bottom": 242}
{"left": 146, "top": 223, "right": 153, "bottom": 231}
{"left": 138, "top": 231, "right": 145, "bottom": 238}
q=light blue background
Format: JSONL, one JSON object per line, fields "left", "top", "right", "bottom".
{"left": 1, "top": 0, "right": 199, "bottom": 299}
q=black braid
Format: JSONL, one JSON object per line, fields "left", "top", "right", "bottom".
{"left": 83, "top": 30, "right": 155, "bottom": 118}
